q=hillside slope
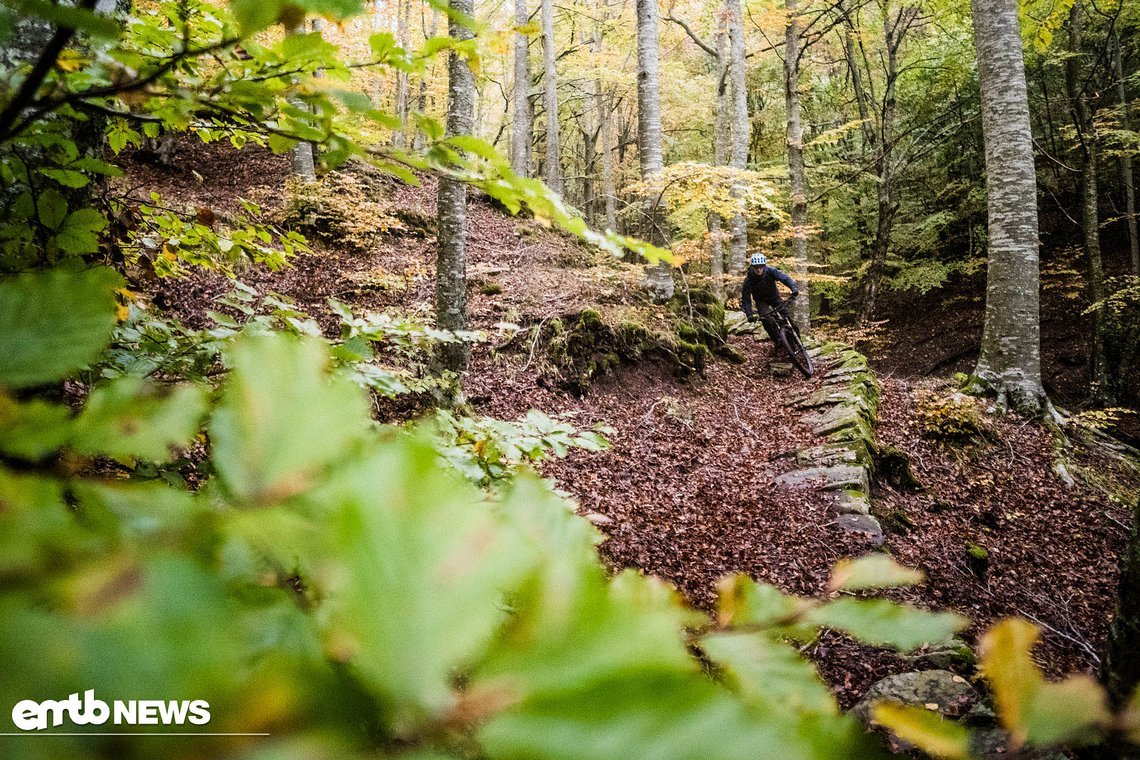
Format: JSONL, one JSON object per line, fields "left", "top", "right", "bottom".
{"left": 119, "top": 141, "right": 1135, "bottom": 707}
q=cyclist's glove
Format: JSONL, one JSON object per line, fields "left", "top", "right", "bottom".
{"left": 748, "top": 315, "right": 759, "bottom": 323}
{"left": 789, "top": 291, "right": 800, "bottom": 299}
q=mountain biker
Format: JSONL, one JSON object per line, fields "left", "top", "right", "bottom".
{"left": 741, "top": 252, "right": 800, "bottom": 350}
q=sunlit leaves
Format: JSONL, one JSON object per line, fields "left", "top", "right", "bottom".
{"left": 804, "top": 597, "right": 968, "bottom": 652}
{"left": 828, "top": 554, "right": 925, "bottom": 592}
{"left": 122, "top": 194, "right": 306, "bottom": 275}
{"left": 230, "top": 0, "right": 366, "bottom": 34}
{"left": 871, "top": 702, "right": 971, "bottom": 759}
{"left": 716, "top": 574, "right": 810, "bottom": 629}
{"left": 715, "top": 574, "right": 966, "bottom": 652}
{"left": 625, "top": 161, "right": 787, "bottom": 241}
{"left": 979, "top": 618, "right": 1111, "bottom": 747}
{"left": 702, "top": 631, "right": 838, "bottom": 715}
{"left": 434, "top": 409, "right": 610, "bottom": 484}
{"left": 0, "top": 266, "right": 120, "bottom": 388}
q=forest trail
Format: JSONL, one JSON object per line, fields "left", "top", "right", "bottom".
{"left": 127, "top": 143, "right": 1133, "bottom": 706}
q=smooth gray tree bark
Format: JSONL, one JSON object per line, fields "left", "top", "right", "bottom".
{"left": 541, "top": 0, "right": 561, "bottom": 192}
{"left": 435, "top": 0, "right": 476, "bottom": 373}
{"left": 784, "top": 0, "right": 810, "bottom": 334}
{"left": 371, "top": 0, "right": 387, "bottom": 108}
{"left": 512, "top": 0, "right": 532, "bottom": 175}
{"left": 726, "top": 0, "right": 749, "bottom": 275}
{"left": 969, "top": 0, "right": 1046, "bottom": 412}
{"left": 710, "top": 7, "right": 731, "bottom": 298}
{"left": 288, "top": 22, "right": 317, "bottom": 185}
{"left": 596, "top": 4, "right": 617, "bottom": 232}
{"left": 636, "top": 0, "right": 674, "bottom": 300}
{"left": 600, "top": 88, "right": 617, "bottom": 230}
{"left": 392, "top": 0, "right": 410, "bottom": 149}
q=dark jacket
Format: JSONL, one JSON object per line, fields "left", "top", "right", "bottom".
{"left": 741, "top": 266, "right": 798, "bottom": 318}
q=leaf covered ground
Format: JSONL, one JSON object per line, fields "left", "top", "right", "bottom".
{"left": 123, "top": 142, "right": 1135, "bottom": 707}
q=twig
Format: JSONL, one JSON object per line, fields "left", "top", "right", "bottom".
{"left": 520, "top": 316, "right": 551, "bottom": 371}
{"left": 1017, "top": 610, "right": 1101, "bottom": 665}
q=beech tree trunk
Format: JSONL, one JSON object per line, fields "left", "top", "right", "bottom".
{"left": 1113, "top": 33, "right": 1139, "bottom": 276}
{"left": 726, "top": 0, "right": 749, "bottom": 275}
{"left": 784, "top": 0, "right": 810, "bottom": 334}
{"left": 541, "top": 0, "right": 561, "bottom": 192}
{"left": 599, "top": 87, "right": 617, "bottom": 231}
{"left": 435, "top": 0, "right": 476, "bottom": 373}
{"left": 709, "top": 8, "right": 730, "bottom": 299}
{"left": 512, "top": 0, "right": 532, "bottom": 175}
{"left": 969, "top": 0, "right": 1046, "bottom": 413}
{"left": 288, "top": 22, "right": 317, "bottom": 184}
{"left": 1064, "top": 0, "right": 1110, "bottom": 403}
{"left": 636, "top": 0, "right": 674, "bottom": 300}
{"left": 393, "top": 0, "right": 409, "bottom": 150}
{"left": 372, "top": 0, "right": 386, "bottom": 108}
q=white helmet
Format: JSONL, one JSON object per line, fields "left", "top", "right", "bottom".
{"left": 750, "top": 253, "right": 767, "bottom": 266}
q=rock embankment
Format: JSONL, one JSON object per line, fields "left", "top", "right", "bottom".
{"left": 773, "top": 343, "right": 883, "bottom": 544}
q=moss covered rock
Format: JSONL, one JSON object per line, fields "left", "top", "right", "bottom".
{"left": 528, "top": 302, "right": 726, "bottom": 394}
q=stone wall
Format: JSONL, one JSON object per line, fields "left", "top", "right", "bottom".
{"left": 774, "top": 342, "right": 883, "bottom": 543}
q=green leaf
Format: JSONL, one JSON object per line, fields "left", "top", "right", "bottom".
{"left": 37, "top": 188, "right": 68, "bottom": 229}
{"left": 479, "top": 669, "right": 885, "bottom": 760}
{"left": 229, "top": 0, "right": 284, "bottom": 34}
{"left": 871, "top": 702, "right": 970, "bottom": 759}
{"left": 71, "top": 377, "right": 207, "bottom": 462}
{"left": 701, "top": 631, "right": 838, "bottom": 715}
{"left": 54, "top": 208, "right": 108, "bottom": 255}
{"left": 370, "top": 159, "right": 420, "bottom": 186}
{"left": 804, "top": 597, "right": 968, "bottom": 651}
{"left": 979, "top": 618, "right": 1111, "bottom": 747}
{"left": 447, "top": 135, "right": 507, "bottom": 164}
{"left": 716, "top": 574, "right": 809, "bottom": 629}
{"left": 1121, "top": 687, "right": 1140, "bottom": 745}
{"left": 209, "top": 334, "right": 370, "bottom": 504}
{"left": 70, "top": 480, "right": 202, "bottom": 537}
{"left": 307, "top": 437, "right": 535, "bottom": 719}
{"left": 38, "top": 168, "right": 89, "bottom": 188}
{"left": 0, "top": 468, "right": 72, "bottom": 578}
{"left": 69, "top": 157, "right": 124, "bottom": 177}
{"left": 828, "top": 555, "right": 925, "bottom": 592}
{"left": 268, "top": 133, "right": 298, "bottom": 154}
{"left": 0, "top": 266, "right": 121, "bottom": 388}
{"left": 0, "top": 394, "right": 72, "bottom": 460}
{"left": 330, "top": 89, "right": 374, "bottom": 113}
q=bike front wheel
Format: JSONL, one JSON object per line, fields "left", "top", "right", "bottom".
{"left": 778, "top": 323, "right": 814, "bottom": 378}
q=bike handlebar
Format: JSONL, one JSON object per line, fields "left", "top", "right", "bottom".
{"left": 754, "top": 298, "right": 795, "bottom": 320}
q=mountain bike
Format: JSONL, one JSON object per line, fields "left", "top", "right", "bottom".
{"left": 755, "top": 299, "right": 814, "bottom": 378}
